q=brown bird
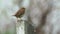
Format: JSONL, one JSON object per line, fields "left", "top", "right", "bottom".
{"left": 14, "top": 7, "right": 25, "bottom": 18}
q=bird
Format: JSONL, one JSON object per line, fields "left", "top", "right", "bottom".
{"left": 13, "top": 7, "right": 25, "bottom": 18}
